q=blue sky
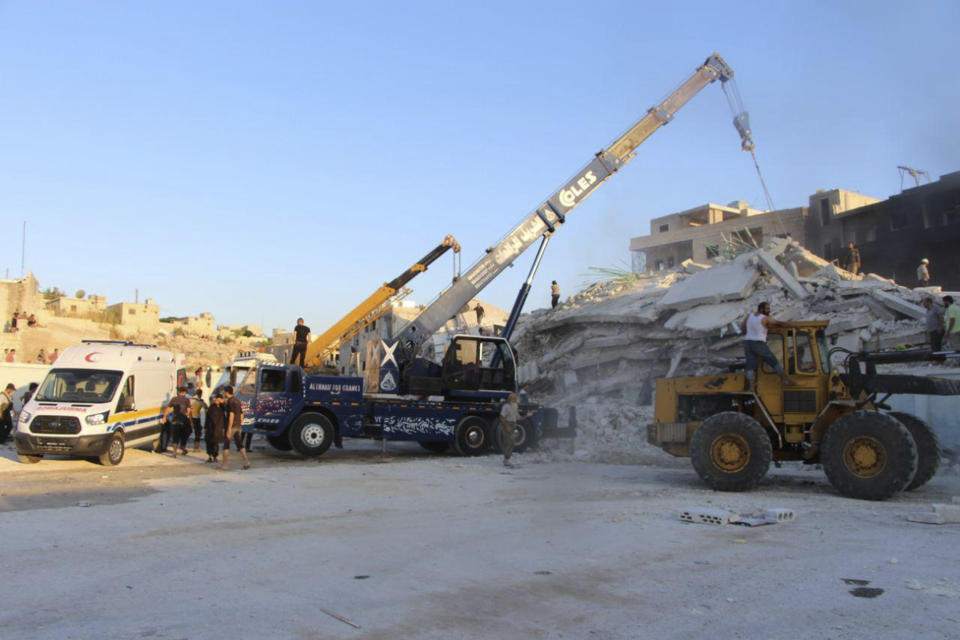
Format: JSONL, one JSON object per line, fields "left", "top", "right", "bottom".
{"left": 2, "top": 1, "right": 958, "bottom": 333}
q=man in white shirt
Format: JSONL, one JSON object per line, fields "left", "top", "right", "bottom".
{"left": 498, "top": 393, "right": 522, "bottom": 468}
{"left": 740, "top": 302, "right": 795, "bottom": 389}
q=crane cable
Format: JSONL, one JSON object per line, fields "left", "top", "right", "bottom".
{"left": 721, "top": 80, "right": 785, "bottom": 236}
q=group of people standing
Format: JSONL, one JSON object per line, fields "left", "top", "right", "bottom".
{"left": 7, "top": 310, "right": 38, "bottom": 333}
{"left": 158, "top": 384, "right": 250, "bottom": 470}
{"left": 923, "top": 295, "right": 960, "bottom": 352}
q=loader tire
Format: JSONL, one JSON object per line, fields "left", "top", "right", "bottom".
{"left": 888, "top": 412, "right": 940, "bottom": 491}
{"left": 690, "top": 412, "right": 771, "bottom": 492}
{"left": 821, "top": 411, "right": 917, "bottom": 501}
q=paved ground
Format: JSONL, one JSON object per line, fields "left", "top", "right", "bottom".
{"left": 1, "top": 441, "right": 958, "bottom": 640}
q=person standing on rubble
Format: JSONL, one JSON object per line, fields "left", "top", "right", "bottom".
{"left": 923, "top": 297, "right": 945, "bottom": 351}
{"left": 944, "top": 296, "right": 960, "bottom": 350}
{"left": 474, "top": 302, "right": 485, "bottom": 327}
{"left": 550, "top": 281, "right": 560, "bottom": 309}
{"left": 842, "top": 242, "right": 861, "bottom": 275}
{"left": 740, "top": 302, "right": 795, "bottom": 389}
{"left": 916, "top": 258, "right": 931, "bottom": 287}
{"left": 290, "top": 317, "right": 311, "bottom": 367}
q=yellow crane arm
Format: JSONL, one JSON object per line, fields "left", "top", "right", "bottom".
{"left": 304, "top": 235, "right": 460, "bottom": 367}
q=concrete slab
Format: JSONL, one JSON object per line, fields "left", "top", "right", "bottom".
{"left": 756, "top": 250, "right": 810, "bottom": 299}
{"left": 664, "top": 302, "right": 745, "bottom": 333}
{"left": 658, "top": 259, "right": 759, "bottom": 311}
{"left": 871, "top": 289, "right": 926, "bottom": 321}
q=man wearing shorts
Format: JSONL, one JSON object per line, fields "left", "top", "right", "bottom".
{"left": 219, "top": 385, "right": 250, "bottom": 470}
{"left": 740, "top": 302, "right": 795, "bottom": 390}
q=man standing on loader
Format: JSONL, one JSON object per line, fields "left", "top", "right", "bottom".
{"left": 740, "top": 302, "right": 795, "bottom": 389}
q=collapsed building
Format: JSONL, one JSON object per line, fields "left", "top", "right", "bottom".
{"left": 512, "top": 238, "right": 954, "bottom": 462}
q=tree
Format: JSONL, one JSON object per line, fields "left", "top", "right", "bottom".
{"left": 41, "top": 286, "right": 64, "bottom": 301}
{"left": 75, "top": 289, "right": 86, "bottom": 299}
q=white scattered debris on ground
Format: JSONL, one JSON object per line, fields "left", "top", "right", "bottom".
{"left": 514, "top": 238, "right": 949, "bottom": 462}
{"left": 2, "top": 444, "right": 959, "bottom": 640}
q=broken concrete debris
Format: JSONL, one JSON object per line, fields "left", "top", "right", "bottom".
{"left": 513, "top": 238, "right": 938, "bottom": 460}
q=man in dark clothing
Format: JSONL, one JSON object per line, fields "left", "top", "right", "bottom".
{"left": 219, "top": 385, "right": 250, "bottom": 470}
{"left": 161, "top": 387, "right": 192, "bottom": 457}
{"left": 923, "top": 297, "right": 944, "bottom": 351}
{"left": 290, "top": 317, "right": 311, "bottom": 367}
{"left": 842, "top": 242, "right": 861, "bottom": 275}
{"left": 204, "top": 393, "right": 226, "bottom": 463}
{"left": 0, "top": 383, "right": 16, "bottom": 444}
{"left": 550, "top": 281, "right": 560, "bottom": 309}
{"left": 474, "top": 303, "right": 485, "bottom": 326}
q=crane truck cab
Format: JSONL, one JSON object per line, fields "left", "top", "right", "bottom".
{"left": 15, "top": 341, "right": 186, "bottom": 466}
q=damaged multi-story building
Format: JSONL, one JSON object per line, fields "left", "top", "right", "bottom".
{"left": 630, "top": 171, "right": 960, "bottom": 290}
{"left": 805, "top": 171, "right": 960, "bottom": 290}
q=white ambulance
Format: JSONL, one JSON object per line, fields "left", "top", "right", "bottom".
{"left": 15, "top": 341, "right": 186, "bottom": 466}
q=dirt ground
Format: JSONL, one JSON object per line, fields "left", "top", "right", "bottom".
{"left": 1, "top": 440, "right": 958, "bottom": 640}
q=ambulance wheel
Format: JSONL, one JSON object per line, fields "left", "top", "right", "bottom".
{"left": 98, "top": 433, "right": 125, "bottom": 466}
{"left": 267, "top": 434, "right": 294, "bottom": 451}
{"left": 290, "top": 413, "right": 334, "bottom": 457}
{"left": 454, "top": 416, "right": 490, "bottom": 456}
{"left": 17, "top": 454, "right": 42, "bottom": 464}
{"left": 418, "top": 441, "right": 450, "bottom": 453}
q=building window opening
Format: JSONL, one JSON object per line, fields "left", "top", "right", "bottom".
{"left": 820, "top": 199, "right": 831, "bottom": 226}
{"left": 659, "top": 224, "right": 669, "bottom": 233}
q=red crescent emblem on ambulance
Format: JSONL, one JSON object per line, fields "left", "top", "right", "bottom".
{"left": 85, "top": 352, "right": 102, "bottom": 362}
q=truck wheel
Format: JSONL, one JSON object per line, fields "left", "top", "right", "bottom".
{"left": 888, "top": 412, "right": 940, "bottom": 491}
{"left": 690, "top": 412, "right": 771, "bottom": 492}
{"left": 454, "top": 416, "right": 490, "bottom": 456}
{"left": 266, "top": 434, "right": 294, "bottom": 451}
{"left": 290, "top": 413, "right": 334, "bottom": 457}
{"left": 98, "top": 433, "right": 125, "bottom": 466}
{"left": 418, "top": 441, "right": 450, "bottom": 453}
{"left": 17, "top": 454, "right": 43, "bottom": 464}
{"left": 821, "top": 411, "right": 917, "bottom": 501}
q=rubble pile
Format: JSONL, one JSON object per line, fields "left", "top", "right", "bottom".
{"left": 515, "top": 238, "right": 938, "bottom": 461}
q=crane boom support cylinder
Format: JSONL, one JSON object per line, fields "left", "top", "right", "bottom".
{"left": 393, "top": 53, "right": 734, "bottom": 354}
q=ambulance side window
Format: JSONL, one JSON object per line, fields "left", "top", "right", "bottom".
{"left": 117, "top": 376, "right": 135, "bottom": 412}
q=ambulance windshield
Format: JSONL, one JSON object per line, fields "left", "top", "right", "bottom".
{"left": 36, "top": 369, "right": 124, "bottom": 404}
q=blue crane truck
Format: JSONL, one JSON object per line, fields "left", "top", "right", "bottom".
{"left": 225, "top": 53, "right": 751, "bottom": 459}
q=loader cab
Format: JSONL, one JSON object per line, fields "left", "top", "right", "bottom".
{"left": 757, "top": 322, "right": 831, "bottom": 428}
{"left": 441, "top": 335, "right": 517, "bottom": 398}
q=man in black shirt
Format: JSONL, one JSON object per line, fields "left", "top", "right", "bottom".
{"left": 290, "top": 317, "right": 311, "bottom": 367}
{"left": 204, "top": 393, "right": 226, "bottom": 463}
{"left": 219, "top": 385, "right": 250, "bottom": 470}
{"left": 161, "top": 387, "right": 192, "bottom": 457}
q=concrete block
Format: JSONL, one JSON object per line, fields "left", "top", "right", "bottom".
{"left": 763, "top": 508, "right": 795, "bottom": 523}
{"left": 679, "top": 507, "right": 738, "bottom": 526}
{"left": 659, "top": 260, "right": 759, "bottom": 311}
{"left": 933, "top": 503, "right": 960, "bottom": 523}
{"left": 825, "top": 317, "right": 874, "bottom": 336}
{"left": 871, "top": 289, "right": 925, "bottom": 321}
{"left": 876, "top": 331, "right": 926, "bottom": 350}
{"left": 664, "top": 302, "right": 745, "bottom": 333}
{"left": 756, "top": 250, "right": 810, "bottom": 299}
{"left": 562, "top": 369, "right": 578, "bottom": 388}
